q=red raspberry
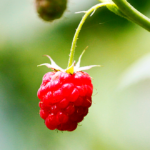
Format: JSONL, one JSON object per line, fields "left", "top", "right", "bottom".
{"left": 37, "top": 71, "right": 93, "bottom": 131}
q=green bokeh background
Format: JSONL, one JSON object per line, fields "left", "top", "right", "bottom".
{"left": 1, "top": 0, "right": 150, "bottom": 150}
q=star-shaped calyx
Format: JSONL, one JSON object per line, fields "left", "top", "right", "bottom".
{"left": 38, "top": 50, "right": 100, "bottom": 74}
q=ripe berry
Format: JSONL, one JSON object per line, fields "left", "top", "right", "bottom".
{"left": 37, "top": 54, "right": 99, "bottom": 131}
{"left": 37, "top": 71, "right": 93, "bottom": 131}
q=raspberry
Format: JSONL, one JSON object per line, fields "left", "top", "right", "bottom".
{"left": 37, "top": 71, "right": 93, "bottom": 131}
{"left": 37, "top": 53, "right": 99, "bottom": 131}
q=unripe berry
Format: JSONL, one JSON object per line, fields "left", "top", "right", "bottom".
{"left": 35, "top": 0, "right": 67, "bottom": 21}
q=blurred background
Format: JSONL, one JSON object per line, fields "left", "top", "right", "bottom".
{"left": 0, "top": 0, "right": 150, "bottom": 149}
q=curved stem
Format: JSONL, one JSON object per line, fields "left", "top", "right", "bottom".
{"left": 67, "top": 2, "right": 110, "bottom": 68}
{"left": 112, "top": 0, "right": 150, "bottom": 31}
{"left": 67, "top": 0, "right": 150, "bottom": 68}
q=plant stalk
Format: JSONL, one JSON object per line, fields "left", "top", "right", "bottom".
{"left": 112, "top": 0, "right": 150, "bottom": 31}
{"left": 67, "top": 2, "right": 110, "bottom": 68}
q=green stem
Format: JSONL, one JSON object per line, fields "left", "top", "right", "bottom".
{"left": 67, "top": 2, "right": 110, "bottom": 68}
{"left": 67, "top": 0, "right": 150, "bottom": 68}
{"left": 112, "top": 0, "right": 150, "bottom": 31}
